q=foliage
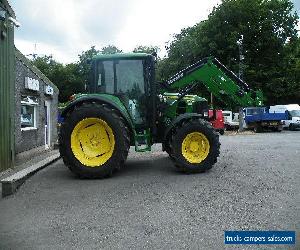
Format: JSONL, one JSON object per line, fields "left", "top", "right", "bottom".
{"left": 101, "top": 45, "right": 122, "bottom": 54}
{"left": 159, "top": 0, "right": 300, "bottom": 105}
{"left": 279, "top": 36, "right": 300, "bottom": 103}
{"left": 133, "top": 45, "right": 159, "bottom": 55}
{"left": 32, "top": 56, "right": 84, "bottom": 102}
{"left": 77, "top": 46, "right": 100, "bottom": 79}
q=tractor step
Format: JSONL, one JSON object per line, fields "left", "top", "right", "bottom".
{"left": 134, "top": 129, "right": 151, "bottom": 152}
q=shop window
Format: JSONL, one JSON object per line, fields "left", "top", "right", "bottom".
{"left": 21, "top": 96, "right": 38, "bottom": 130}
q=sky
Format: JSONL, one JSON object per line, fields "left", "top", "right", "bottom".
{"left": 10, "top": 0, "right": 300, "bottom": 64}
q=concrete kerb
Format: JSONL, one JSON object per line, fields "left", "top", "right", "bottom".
{"left": 1, "top": 153, "right": 61, "bottom": 197}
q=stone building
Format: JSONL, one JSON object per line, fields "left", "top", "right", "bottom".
{"left": 14, "top": 49, "right": 59, "bottom": 158}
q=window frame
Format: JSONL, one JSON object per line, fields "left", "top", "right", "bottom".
{"left": 20, "top": 96, "right": 38, "bottom": 131}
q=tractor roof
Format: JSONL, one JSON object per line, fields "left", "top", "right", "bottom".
{"left": 93, "top": 53, "right": 151, "bottom": 61}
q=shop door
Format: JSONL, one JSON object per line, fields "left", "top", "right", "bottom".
{"left": 44, "top": 101, "right": 51, "bottom": 148}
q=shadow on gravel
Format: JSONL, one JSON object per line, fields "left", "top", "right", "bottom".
{"left": 118, "top": 156, "right": 180, "bottom": 176}
{"left": 53, "top": 154, "right": 214, "bottom": 183}
{"left": 115, "top": 155, "right": 214, "bottom": 178}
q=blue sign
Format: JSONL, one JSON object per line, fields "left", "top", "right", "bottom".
{"left": 224, "top": 231, "right": 295, "bottom": 245}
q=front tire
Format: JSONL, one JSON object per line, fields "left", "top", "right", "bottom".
{"left": 169, "top": 119, "right": 220, "bottom": 173}
{"left": 59, "top": 103, "right": 130, "bottom": 178}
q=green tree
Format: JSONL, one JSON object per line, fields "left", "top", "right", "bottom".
{"left": 206, "top": 0, "right": 299, "bottom": 104}
{"left": 32, "top": 55, "right": 62, "bottom": 79}
{"left": 279, "top": 36, "right": 300, "bottom": 103}
{"left": 32, "top": 56, "right": 84, "bottom": 102}
{"left": 58, "top": 63, "right": 85, "bottom": 102}
{"left": 101, "top": 45, "right": 122, "bottom": 54}
{"left": 133, "top": 45, "right": 159, "bottom": 54}
{"left": 77, "top": 46, "right": 101, "bottom": 88}
{"left": 160, "top": 0, "right": 299, "bottom": 105}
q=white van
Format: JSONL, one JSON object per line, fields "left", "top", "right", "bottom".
{"left": 269, "top": 104, "right": 300, "bottom": 130}
{"left": 222, "top": 110, "right": 239, "bottom": 129}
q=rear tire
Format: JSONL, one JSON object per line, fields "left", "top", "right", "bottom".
{"left": 59, "top": 103, "right": 130, "bottom": 178}
{"left": 169, "top": 119, "right": 220, "bottom": 173}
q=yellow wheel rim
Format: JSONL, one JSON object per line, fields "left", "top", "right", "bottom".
{"left": 181, "top": 132, "right": 210, "bottom": 163}
{"left": 71, "top": 118, "right": 115, "bottom": 167}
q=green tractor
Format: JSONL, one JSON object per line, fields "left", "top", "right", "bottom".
{"left": 59, "top": 53, "right": 262, "bottom": 178}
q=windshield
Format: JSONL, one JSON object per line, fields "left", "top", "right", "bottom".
{"left": 246, "top": 107, "right": 265, "bottom": 115}
{"left": 115, "top": 60, "right": 145, "bottom": 95}
{"left": 289, "top": 110, "right": 300, "bottom": 117}
{"left": 93, "top": 59, "right": 145, "bottom": 95}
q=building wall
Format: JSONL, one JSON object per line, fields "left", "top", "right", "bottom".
{"left": 15, "top": 52, "right": 59, "bottom": 154}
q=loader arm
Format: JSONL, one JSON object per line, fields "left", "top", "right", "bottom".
{"left": 164, "top": 57, "right": 263, "bottom": 108}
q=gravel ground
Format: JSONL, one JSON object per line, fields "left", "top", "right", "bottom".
{"left": 0, "top": 131, "right": 299, "bottom": 250}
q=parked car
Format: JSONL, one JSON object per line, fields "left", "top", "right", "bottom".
{"left": 209, "top": 109, "right": 225, "bottom": 135}
{"left": 222, "top": 110, "right": 239, "bottom": 130}
{"left": 269, "top": 104, "right": 300, "bottom": 130}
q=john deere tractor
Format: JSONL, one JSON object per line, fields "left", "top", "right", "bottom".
{"left": 59, "top": 53, "right": 263, "bottom": 178}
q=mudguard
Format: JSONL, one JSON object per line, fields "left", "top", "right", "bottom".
{"left": 61, "top": 95, "right": 134, "bottom": 132}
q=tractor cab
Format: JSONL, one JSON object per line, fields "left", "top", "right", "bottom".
{"left": 89, "top": 53, "right": 156, "bottom": 132}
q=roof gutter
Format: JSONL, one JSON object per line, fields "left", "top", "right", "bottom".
{"left": 8, "top": 16, "right": 20, "bottom": 27}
